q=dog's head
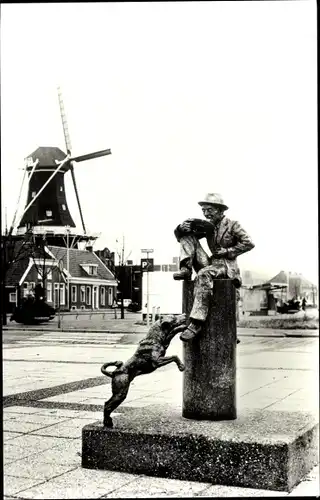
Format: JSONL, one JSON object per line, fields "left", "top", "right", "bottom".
{"left": 153, "top": 313, "right": 187, "bottom": 346}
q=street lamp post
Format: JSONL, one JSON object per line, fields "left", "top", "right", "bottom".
{"left": 141, "top": 248, "right": 154, "bottom": 327}
{"left": 66, "top": 226, "right": 70, "bottom": 310}
{"left": 58, "top": 258, "right": 64, "bottom": 329}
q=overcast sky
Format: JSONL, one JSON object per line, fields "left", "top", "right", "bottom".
{"left": 1, "top": 1, "right": 317, "bottom": 282}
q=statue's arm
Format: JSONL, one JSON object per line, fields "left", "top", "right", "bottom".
{"left": 174, "top": 218, "right": 211, "bottom": 242}
{"left": 226, "top": 221, "right": 255, "bottom": 259}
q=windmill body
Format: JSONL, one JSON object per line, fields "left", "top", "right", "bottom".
{"left": 18, "top": 147, "right": 76, "bottom": 234}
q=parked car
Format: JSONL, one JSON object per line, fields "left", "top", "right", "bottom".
{"left": 127, "top": 302, "right": 141, "bottom": 312}
{"left": 117, "top": 299, "right": 132, "bottom": 308}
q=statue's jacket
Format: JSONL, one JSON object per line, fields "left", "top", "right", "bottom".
{"left": 174, "top": 216, "right": 255, "bottom": 286}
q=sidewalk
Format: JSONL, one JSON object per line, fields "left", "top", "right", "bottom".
{"left": 3, "top": 313, "right": 319, "bottom": 337}
{"left": 3, "top": 328, "right": 319, "bottom": 498}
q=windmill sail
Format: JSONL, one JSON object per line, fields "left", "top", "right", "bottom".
{"left": 57, "top": 86, "right": 72, "bottom": 153}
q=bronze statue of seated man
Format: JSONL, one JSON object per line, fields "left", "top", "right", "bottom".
{"left": 173, "top": 193, "right": 255, "bottom": 342}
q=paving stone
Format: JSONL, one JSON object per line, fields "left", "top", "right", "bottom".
{"left": 4, "top": 443, "right": 42, "bottom": 465}
{"left": 7, "top": 414, "right": 71, "bottom": 425}
{"left": 14, "top": 467, "right": 138, "bottom": 499}
{"left": 4, "top": 434, "right": 62, "bottom": 451}
{"left": 4, "top": 419, "right": 61, "bottom": 433}
{"left": 4, "top": 475, "right": 46, "bottom": 496}
{"left": 3, "top": 406, "right": 43, "bottom": 414}
{"left": 34, "top": 440, "right": 82, "bottom": 466}
{"left": 3, "top": 432, "right": 24, "bottom": 442}
{"left": 5, "top": 459, "right": 77, "bottom": 480}
{"left": 196, "top": 484, "right": 287, "bottom": 497}
{"left": 104, "top": 475, "right": 211, "bottom": 497}
{"left": 30, "top": 420, "right": 89, "bottom": 438}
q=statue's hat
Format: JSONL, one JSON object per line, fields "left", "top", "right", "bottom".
{"left": 198, "top": 193, "right": 228, "bottom": 210}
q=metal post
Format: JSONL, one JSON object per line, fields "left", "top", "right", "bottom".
{"left": 146, "top": 251, "right": 150, "bottom": 327}
{"left": 58, "top": 258, "right": 64, "bottom": 329}
{"left": 151, "top": 306, "right": 156, "bottom": 324}
{"left": 58, "top": 272, "right": 61, "bottom": 329}
{"left": 66, "top": 226, "right": 70, "bottom": 310}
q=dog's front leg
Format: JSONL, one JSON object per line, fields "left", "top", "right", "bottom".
{"left": 156, "top": 356, "right": 185, "bottom": 371}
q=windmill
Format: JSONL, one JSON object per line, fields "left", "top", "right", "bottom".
{"left": 11, "top": 86, "right": 111, "bottom": 247}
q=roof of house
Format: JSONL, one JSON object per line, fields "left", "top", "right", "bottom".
{"left": 265, "top": 270, "right": 288, "bottom": 285}
{"left": 5, "top": 257, "right": 30, "bottom": 287}
{"left": 265, "top": 270, "right": 316, "bottom": 288}
{"left": 4, "top": 239, "right": 53, "bottom": 287}
{"left": 48, "top": 246, "right": 116, "bottom": 282}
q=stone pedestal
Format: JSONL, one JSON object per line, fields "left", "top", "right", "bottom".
{"left": 82, "top": 407, "right": 319, "bottom": 492}
{"left": 182, "top": 279, "right": 237, "bottom": 420}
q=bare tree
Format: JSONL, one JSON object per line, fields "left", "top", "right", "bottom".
{"left": 115, "top": 236, "right": 132, "bottom": 320}
{"left": 1, "top": 228, "right": 35, "bottom": 325}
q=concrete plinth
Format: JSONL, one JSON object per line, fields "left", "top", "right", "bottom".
{"left": 182, "top": 279, "right": 237, "bottom": 420}
{"left": 82, "top": 406, "right": 319, "bottom": 492}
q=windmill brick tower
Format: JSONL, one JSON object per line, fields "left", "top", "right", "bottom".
{"left": 18, "top": 147, "right": 76, "bottom": 232}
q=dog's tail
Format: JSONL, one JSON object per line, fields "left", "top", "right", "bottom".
{"left": 101, "top": 361, "right": 123, "bottom": 378}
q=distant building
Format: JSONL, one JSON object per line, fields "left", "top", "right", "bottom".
{"left": 95, "top": 247, "right": 116, "bottom": 274}
{"left": 240, "top": 269, "right": 318, "bottom": 314}
{"left": 114, "top": 257, "right": 180, "bottom": 309}
{"left": 4, "top": 242, "right": 117, "bottom": 314}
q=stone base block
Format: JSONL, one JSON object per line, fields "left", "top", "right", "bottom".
{"left": 82, "top": 406, "right": 318, "bottom": 492}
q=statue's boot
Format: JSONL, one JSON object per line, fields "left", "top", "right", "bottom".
{"left": 173, "top": 267, "right": 192, "bottom": 281}
{"left": 180, "top": 321, "right": 241, "bottom": 344}
{"left": 180, "top": 321, "right": 202, "bottom": 341}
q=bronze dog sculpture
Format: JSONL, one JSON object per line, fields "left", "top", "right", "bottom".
{"left": 101, "top": 313, "right": 187, "bottom": 427}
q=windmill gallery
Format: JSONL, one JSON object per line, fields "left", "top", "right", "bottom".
{"left": 1, "top": 88, "right": 117, "bottom": 324}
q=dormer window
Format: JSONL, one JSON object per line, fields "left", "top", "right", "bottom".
{"left": 46, "top": 210, "right": 52, "bottom": 217}
{"left": 88, "top": 265, "right": 98, "bottom": 276}
{"left": 80, "top": 264, "right": 98, "bottom": 276}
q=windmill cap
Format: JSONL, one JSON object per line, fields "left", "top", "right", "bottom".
{"left": 198, "top": 193, "right": 228, "bottom": 210}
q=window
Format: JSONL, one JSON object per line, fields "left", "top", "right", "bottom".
{"left": 54, "top": 283, "right": 65, "bottom": 305}
{"left": 60, "top": 186, "right": 63, "bottom": 192}
{"left": 23, "top": 282, "right": 35, "bottom": 297}
{"left": 108, "top": 287, "right": 113, "bottom": 306}
{"left": 88, "top": 265, "right": 98, "bottom": 276}
{"left": 46, "top": 210, "right": 52, "bottom": 217}
{"left": 100, "top": 287, "right": 105, "bottom": 306}
{"left": 62, "top": 204, "right": 66, "bottom": 211}
{"left": 32, "top": 191, "right": 36, "bottom": 198}
{"left": 71, "top": 286, "right": 77, "bottom": 303}
{"left": 37, "top": 268, "right": 52, "bottom": 280}
{"left": 47, "top": 283, "right": 52, "bottom": 302}
{"left": 80, "top": 286, "right": 85, "bottom": 303}
{"left": 86, "top": 286, "right": 91, "bottom": 305}
{"left": 9, "top": 292, "right": 17, "bottom": 303}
